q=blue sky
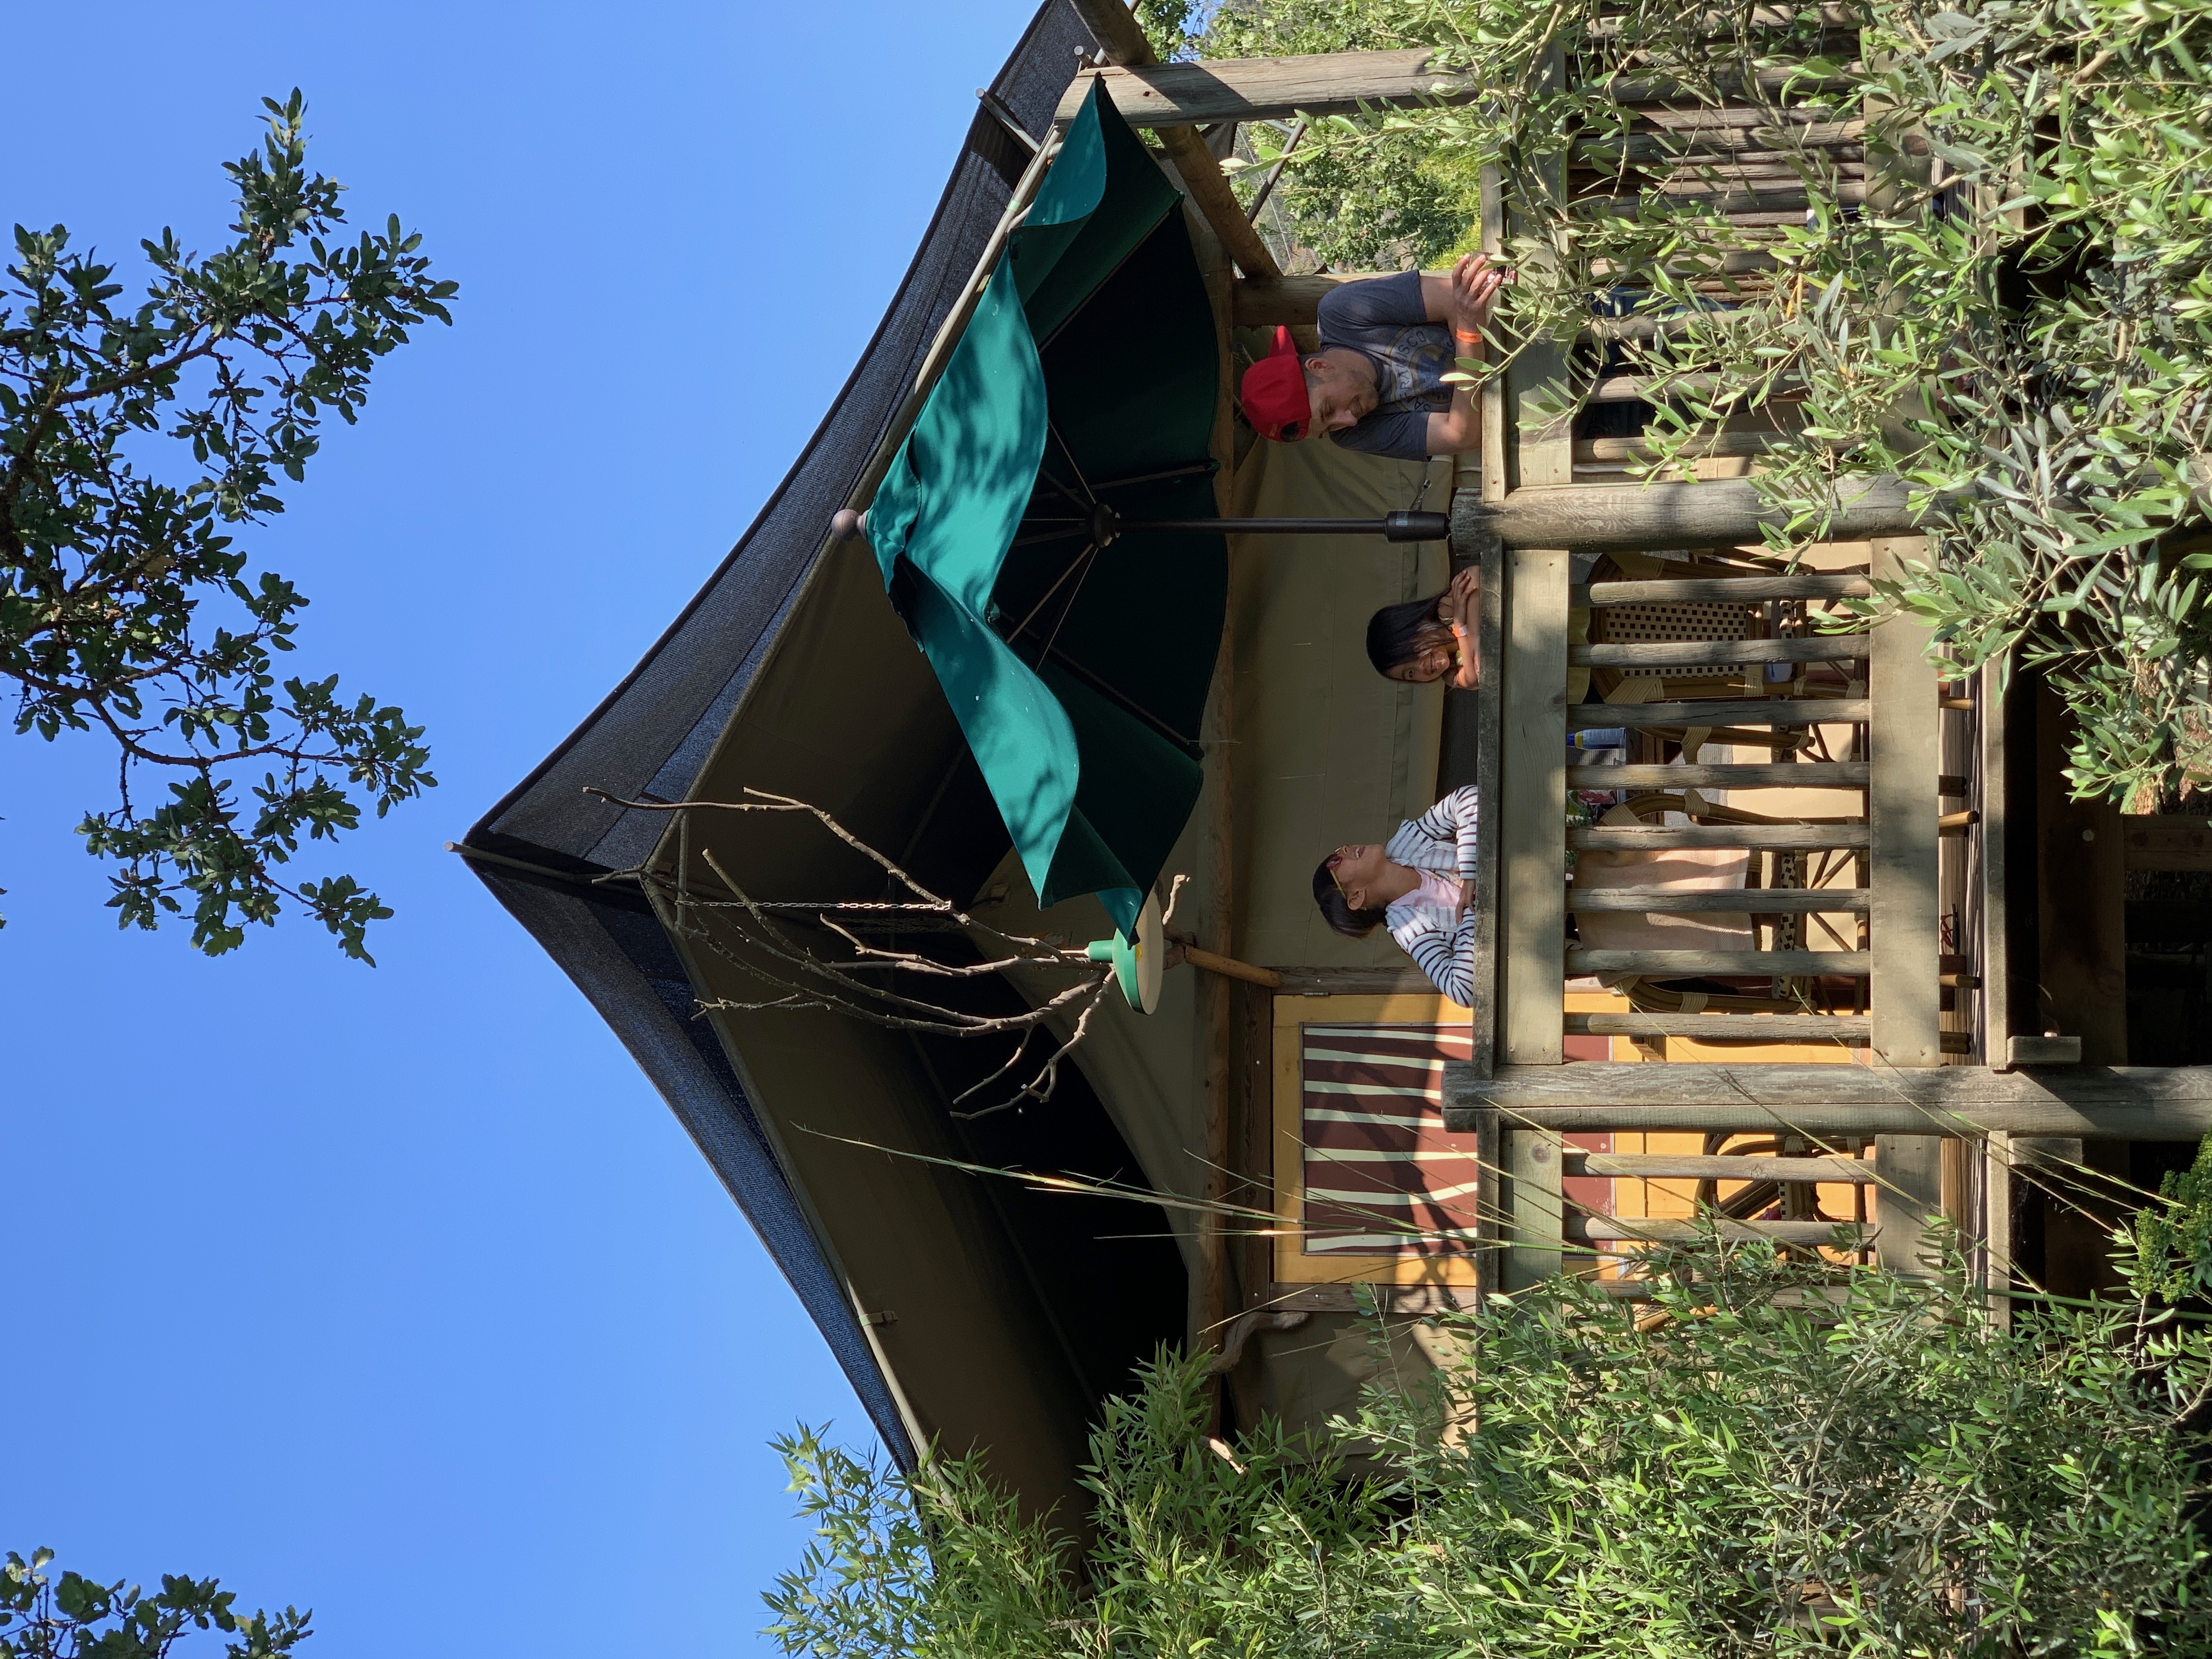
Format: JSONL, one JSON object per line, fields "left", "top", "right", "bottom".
{"left": 1, "top": 2, "right": 1042, "bottom": 1651}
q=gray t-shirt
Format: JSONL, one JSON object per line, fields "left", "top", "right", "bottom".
{"left": 1317, "top": 269, "right": 1454, "bottom": 462}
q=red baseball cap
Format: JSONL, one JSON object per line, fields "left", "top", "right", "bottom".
{"left": 1239, "top": 325, "right": 1310, "bottom": 442}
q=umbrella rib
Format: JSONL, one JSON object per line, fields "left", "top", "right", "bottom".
{"left": 1031, "top": 640, "right": 1199, "bottom": 753}
{"left": 1004, "top": 541, "right": 1097, "bottom": 640}
{"left": 1035, "top": 540, "right": 1100, "bottom": 665}
{"left": 1011, "top": 520, "right": 1086, "bottom": 549}
{"left": 1046, "top": 419, "right": 1097, "bottom": 506}
{"left": 1003, "top": 564, "right": 1200, "bottom": 752}
{"left": 1089, "top": 460, "right": 1216, "bottom": 494}
{"left": 1029, "top": 469, "right": 1087, "bottom": 511}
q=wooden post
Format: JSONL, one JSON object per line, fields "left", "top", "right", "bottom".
{"left": 1466, "top": 531, "right": 1507, "bottom": 1080}
{"left": 1193, "top": 702, "right": 1234, "bottom": 1363}
{"left": 1870, "top": 536, "right": 1944, "bottom": 1274}
{"left": 1500, "top": 544, "right": 1569, "bottom": 1065}
{"left": 1508, "top": 42, "right": 1574, "bottom": 493}
{"left": 1465, "top": 528, "right": 1506, "bottom": 1295}
{"left": 1453, "top": 476, "right": 1926, "bottom": 550}
{"left": 1478, "top": 169, "right": 1508, "bottom": 506}
{"left": 1972, "top": 657, "right": 2013, "bottom": 1301}
{"left": 1978, "top": 658, "right": 2011, "bottom": 1062}
{"left": 1063, "top": 0, "right": 1282, "bottom": 280}
{"left": 1985, "top": 1128, "right": 2016, "bottom": 1328}
{"left": 2036, "top": 679, "right": 2128, "bottom": 1062}
{"left": 1499, "top": 542, "right": 1567, "bottom": 1286}
{"left": 1503, "top": 1127, "right": 1565, "bottom": 1291}
{"left": 1233, "top": 981, "right": 1273, "bottom": 1427}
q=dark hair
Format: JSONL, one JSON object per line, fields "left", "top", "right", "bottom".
{"left": 1365, "top": 592, "right": 1456, "bottom": 677}
{"left": 1312, "top": 859, "right": 1389, "bottom": 938}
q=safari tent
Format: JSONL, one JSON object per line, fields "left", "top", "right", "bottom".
{"left": 465, "top": 0, "right": 2212, "bottom": 1523}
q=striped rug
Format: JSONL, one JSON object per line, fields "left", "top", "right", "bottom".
{"left": 1296, "top": 1023, "right": 1612, "bottom": 1257}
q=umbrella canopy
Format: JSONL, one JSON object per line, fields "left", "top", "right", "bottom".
{"left": 867, "top": 81, "right": 1224, "bottom": 938}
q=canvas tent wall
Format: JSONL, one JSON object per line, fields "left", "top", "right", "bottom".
{"left": 464, "top": 3, "right": 1121, "bottom": 1491}
{"left": 467, "top": 0, "right": 1484, "bottom": 1521}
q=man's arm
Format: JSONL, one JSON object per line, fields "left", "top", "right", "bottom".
{"left": 1424, "top": 377, "right": 1481, "bottom": 456}
{"left": 1423, "top": 254, "right": 1507, "bottom": 456}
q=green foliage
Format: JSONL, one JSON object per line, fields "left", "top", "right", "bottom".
{"left": 1201, "top": 0, "right": 2212, "bottom": 808}
{"left": 1, "top": 91, "right": 449, "bottom": 959}
{"left": 767, "top": 1242, "right": 2212, "bottom": 1656}
{"left": 2128, "top": 1132, "right": 2212, "bottom": 1302}
{"left": 0, "top": 1549, "right": 309, "bottom": 1659}
{"left": 1206, "top": 2, "right": 1481, "bottom": 269}
{"left": 1133, "top": 0, "right": 1203, "bottom": 61}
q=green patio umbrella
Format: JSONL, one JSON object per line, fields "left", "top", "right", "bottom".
{"left": 865, "top": 82, "right": 1224, "bottom": 940}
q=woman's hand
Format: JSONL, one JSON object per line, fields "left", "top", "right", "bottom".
{"left": 1449, "top": 620, "right": 1480, "bottom": 689}
{"left": 1436, "top": 565, "right": 1481, "bottom": 626}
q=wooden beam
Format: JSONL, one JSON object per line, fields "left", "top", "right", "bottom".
{"left": 2121, "top": 815, "right": 2212, "bottom": 871}
{"left": 1500, "top": 545, "right": 1570, "bottom": 1064}
{"left": 1985, "top": 1127, "right": 2016, "bottom": 1327}
{"left": 1466, "top": 527, "right": 1507, "bottom": 1077}
{"left": 1573, "top": 637, "right": 1870, "bottom": 667}
{"left": 1232, "top": 272, "right": 1381, "bottom": 326}
{"left": 1870, "top": 538, "right": 1943, "bottom": 1070}
{"left": 1573, "top": 698, "right": 1870, "bottom": 729}
{"left": 1578, "top": 573, "right": 1872, "bottom": 605}
{"left": 1572, "top": 823, "right": 1869, "bottom": 851}
{"left": 1452, "top": 476, "right": 1929, "bottom": 552}
{"left": 1443, "top": 1062, "right": 2212, "bottom": 1138}
{"left": 1512, "top": 43, "right": 1575, "bottom": 494}
{"left": 1054, "top": 50, "right": 1855, "bottom": 135}
{"left": 1063, "top": 1, "right": 1282, "bottom": 280}
{"left": 1867, "top": 537, "right": 1944, "bottom": 1274}
{"left": 1576, "top": 431, "right": 1792, "bottom": 464}
{"left": 1567, "top": 948, "right": 1868, "bottom": 976}
{"left": 2036, "top": 681, "right": 2128, "bottom": 1061}
{"left": 1566, "top": 1012, "right": 1870, "bottom": 1041}
{"left": 1266, "top": 1282, "right": 1481, "bottom": 1314}
{"left": 1265, "top": 965, "right": 1436, "bottom": 995}
{"left": 1574, "top": 1153, "right": 1876, "bottom": 1182}
{"left": 1569, "top": 763, "right": 1867, "bottom": 788}
{"left": 1504, "top": 1128, "right": 1566, "bottom": 1288}
{"left": 1056, "top": 47, "right": 1480, "bottom": 130}
{"left": 1234, "top": 272, "right": 1735, "bottom": 348}
{"left": 1569, "top": 885, "right": 1869, "bottom": 911}
{"left": 1584, "top": 1219, "right": 1867, "bottom": 1245}
{"left": 1454, "top": 1063, "right": 2212, "bottom": 1107}
{"left": 1975, "top": 663, "right": 2011, "bottom": 1306}
{"left": 1478, "top": 169, "right": 1508, "bottom": 506}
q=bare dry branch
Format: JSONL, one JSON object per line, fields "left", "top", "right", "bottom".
{"left": 587, "top": 785, "right": 1181, "bottom": 1115}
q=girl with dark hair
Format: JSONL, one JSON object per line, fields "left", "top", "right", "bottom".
{"left": 1312, "top": 786, "right": 1479, "bottom": 1005}
{"left": 1366, "top": 567, "right": 1480, "bottom": 686}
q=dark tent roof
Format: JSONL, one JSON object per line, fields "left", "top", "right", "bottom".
{"left": 463, "top": 1, "right": 1115, "bottom": 1467}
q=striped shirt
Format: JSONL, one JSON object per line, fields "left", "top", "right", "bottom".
{"left": 1383, "top": 787, "right": 1479, "bottom": 1006}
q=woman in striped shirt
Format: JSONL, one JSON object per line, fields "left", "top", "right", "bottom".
{"left": 1312, "top": 786, "right": 1479, "bottom": 1006}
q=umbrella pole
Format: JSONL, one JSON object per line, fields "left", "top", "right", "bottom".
{"left": 1102, "top": 508, "right": 1451, "bottom": 543}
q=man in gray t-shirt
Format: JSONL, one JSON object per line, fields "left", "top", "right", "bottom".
{"left": 1236, "top": 253, "right": 1505, "bottom": 462}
